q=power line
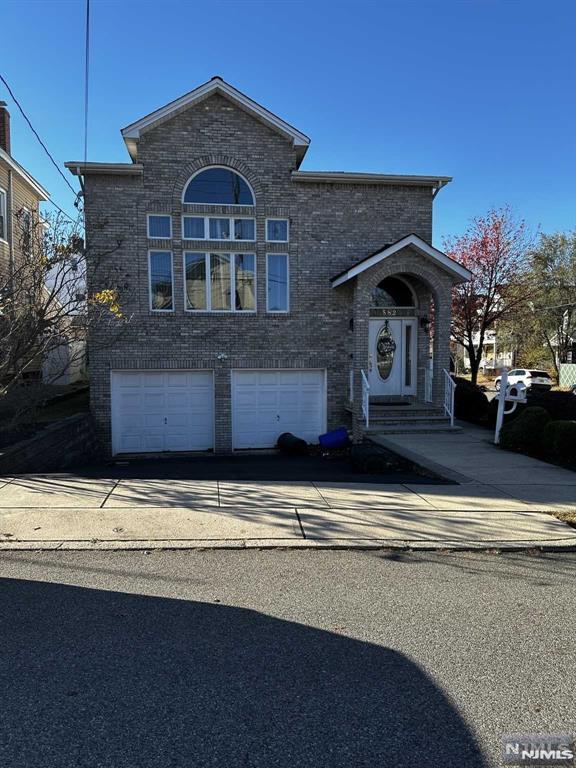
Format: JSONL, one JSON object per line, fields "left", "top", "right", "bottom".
{"left": 0, "top": 73, "right": 79, "bottom": 197}
{"left": 44, "top": 198, "right": 78, "bottom": 224}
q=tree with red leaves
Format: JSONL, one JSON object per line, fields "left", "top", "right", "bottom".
{"left": 444, "top": 206, "right": 535, "bottom": 385}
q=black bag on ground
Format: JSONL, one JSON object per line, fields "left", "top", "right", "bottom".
{"left": 276, "top": 432, "right": 309, "bottom": 455}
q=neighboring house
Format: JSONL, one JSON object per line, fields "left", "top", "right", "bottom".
{"left": 455, "top": 329, "right": 514, "bottom": 374}
{"left": 66, "top": 76, "right": 471, "bottom": 456}
{"left": 0, "top": 101, "right": 86, "bottom": 387}
{"left": 0, "top": 101, "right": 50, "bottom": 290}
{"left": 0, "top": 101, "right": 51, "bottom": 381}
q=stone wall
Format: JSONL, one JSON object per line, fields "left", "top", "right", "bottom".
{"left": 0, "top": 415, "right": 100, "bottom": 475}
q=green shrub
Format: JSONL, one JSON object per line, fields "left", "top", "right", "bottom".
{"left": 452, "top": 377, "right": 489, "bottom": 423}
{"left": 542, "top": 420, "right": 576, "bottom": 464}
{"left": 500, "top": 406, "right": 551, "bottom": 454}
{"left": 527, "top": 390, "right": 576, "bottom": 421}
{"left": 488, "top": 389, "right": 576, "bottom": 428}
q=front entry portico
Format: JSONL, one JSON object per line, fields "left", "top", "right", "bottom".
{"left": 330, "top": 234, "right": 473, "bottom": 439}
{"left": 368, "top": 317, "right": 417, "bottom": 397}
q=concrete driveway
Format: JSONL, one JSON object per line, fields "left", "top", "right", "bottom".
{"left": 0, "top": 469, "right": 574, "bottom": 549}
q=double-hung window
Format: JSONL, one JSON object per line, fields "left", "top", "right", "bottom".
{"left": 184, "top": 252, "right": 256, "bottom": 312}
{"left": 0, "top": 189, "right": 6, "bottom": 241}
{"left": 149, "top": 250, "right": 174, "bottom": 311}
{"left": 147, "top": 214, "right": 172, "bottom": 239}
{"left": 266, "top": 219, "right": 289, "bottom": 243}
{"left": 266, "top": 254, "right": 289, "bottom": 312}
{"left": 182, "top": 216, "right": 255, "bottom": 242}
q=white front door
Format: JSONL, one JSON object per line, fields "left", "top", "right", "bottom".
{"left": 368, "top": 318, "right": 417, "bottom": 396}
{"left": 232, "top": 369, "right": 326, "bottom": 449}
{"left": 111, "top": 370, "right": 214, "bottom": 454}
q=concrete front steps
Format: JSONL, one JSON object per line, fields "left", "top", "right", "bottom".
{"left": 365, "top": 403, "right": 461, "bottom": 435}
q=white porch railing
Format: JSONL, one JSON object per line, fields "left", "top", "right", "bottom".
{"left": 361, "top": 368, "right": 370, "bottom": 429}
{"left": 443, "top": 368, "right": 455, "bottom": 427}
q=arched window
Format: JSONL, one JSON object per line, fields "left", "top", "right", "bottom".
{"left": 372, "top": 276, "right": 415, "bottom": 308}
{"left": 183, "top": 167, "right": 255, "bottom": 205}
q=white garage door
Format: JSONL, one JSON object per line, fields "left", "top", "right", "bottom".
{"left": 111, "top": 371, "right": 214, "bottom": 454}
{"left": 232, "top": 370, "right": 326, "bottom": 449}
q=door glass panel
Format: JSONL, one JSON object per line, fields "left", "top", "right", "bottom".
{"left": 405, "top": 323, "right": 412, "bottom": 386}
{"left": 376, "top": 321, "right": 396, "bottom": 381}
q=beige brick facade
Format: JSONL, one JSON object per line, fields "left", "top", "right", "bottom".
{"left": 79, "top": 87, "right": 459, "bottom": 454}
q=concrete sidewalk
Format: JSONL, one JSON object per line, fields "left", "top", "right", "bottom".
{"left": 374, "top": 422, "right": 576, "bottom": 512}
{"left": 0, "top": 465, "right": 575, "bottom": 550}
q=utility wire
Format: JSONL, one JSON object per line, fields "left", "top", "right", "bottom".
{"left": 0, "top": 73, "right": 79, "bottom": 196}
{"left": 45, "top": 198, "right": 78, "bottom": 224}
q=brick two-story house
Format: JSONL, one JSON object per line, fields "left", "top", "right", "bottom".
{"left": 66, "top": 77, "right": 470, "bottom": 456}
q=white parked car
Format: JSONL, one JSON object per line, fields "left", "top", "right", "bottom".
{"left": 494, "top": 369, "right": 553, "bottom": 392}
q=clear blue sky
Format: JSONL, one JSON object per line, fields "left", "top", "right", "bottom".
{"left": 2, "top": 0, "right": 575, "bottom": 245}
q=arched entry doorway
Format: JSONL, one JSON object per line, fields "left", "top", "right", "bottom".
{"left": 368, "top": 277, "right": 417, "bottom": 397}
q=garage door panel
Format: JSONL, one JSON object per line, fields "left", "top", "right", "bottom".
{"left": 258, "top": 372, "right": 279, "bottom": 386}
{"left": 142, "top": 373, "right": 163, "bottom": 387}
{"left": 112, "top": 371, "right": 214, "bottom": 454}
{"left": 233, "top": 370, "right": 325, "bottom": 449}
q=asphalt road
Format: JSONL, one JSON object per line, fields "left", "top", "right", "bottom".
{"left": 0, "top": 549, "right": 574, "bottom": 767}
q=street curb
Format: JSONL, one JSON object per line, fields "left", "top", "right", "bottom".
{"left": 1, "top": 537, "right": 576, "bottom": 552}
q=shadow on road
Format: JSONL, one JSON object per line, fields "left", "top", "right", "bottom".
{"left": 0, "top": 577, "right": 486, "bottom": 767}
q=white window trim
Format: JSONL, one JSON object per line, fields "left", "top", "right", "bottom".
{"left": 265, "top": 218, "right": 289, "bottom": 243}
{"left": 0, "top": 188, "right": 7, "bottom": 243}
{"left": 147, "top": 213, "right": 172, "bottom": 240}
{"left": 181, "top": 215, "right": 256, "bottom": 243}
{"left": 148, "top": 250, "right": 174, "bottom": 313}
{"left": 181, "top": 165, "right": 256, "bottom": 207}
{"left": 266, "top": 253, "right": 290, "bottom": 313}
{"left": 183, "top": 251, "right": 257, "bottom": 313}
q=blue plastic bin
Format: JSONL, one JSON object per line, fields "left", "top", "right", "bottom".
{"left": 318, "top": 427, "right": 350, "bottom": 450}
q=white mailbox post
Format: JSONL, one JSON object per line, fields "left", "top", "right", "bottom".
{"left": 494, "top": 368, "right": 528, "bottom": 445}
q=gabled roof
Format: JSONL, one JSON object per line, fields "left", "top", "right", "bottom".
{"left": 121, "top": 76, "right": 311, "bottom": 165}
{"left": 331, "top": 233, "right": 472, "bottom": 287}
{"left": 0, "top": 147, "right": 50, "bottom": 200}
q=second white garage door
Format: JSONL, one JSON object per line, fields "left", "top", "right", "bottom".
{"left": 232, "top": 369, "right": 326, "bottom": 449}
{"left": 111, "top": 370, "right": 214, "bottom": 454}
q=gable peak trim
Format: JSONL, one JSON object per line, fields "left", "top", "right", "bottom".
{"left": 331, "top": 233, "right": 472, "bottom": 287}
{"left": 121, "top": 77, "right": 310, "bottom": 163}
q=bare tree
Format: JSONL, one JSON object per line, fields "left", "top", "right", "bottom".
{"left": 0, "top": 208, "right": 130, "bottom": 424}
{"left": 529, "top": 231, "right": 576, "bottom": 382}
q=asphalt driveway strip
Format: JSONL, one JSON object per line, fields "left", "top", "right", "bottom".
{"left": 67, "top": 451, "right": 455, "bottom": 485}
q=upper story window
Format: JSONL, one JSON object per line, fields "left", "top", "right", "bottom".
{"left": 184, "top": 251, "right": 256, "bottom": 312}
{"left": 266, "top": 219, "right": 289, "bottom": 242}
{"left": 148, "top": 214, "right": 172, "bottom": 239}
{"left": 182, "top": 215, "right": 255, "bottom": 242}
{"left": 183, "top": 167, "right": 255, "bottom": 206}
{"left": 149, "top": 250, "right": 174, "bottom": 311}
{"left": 0, "top": 189, "right": 6, "bottom": 241}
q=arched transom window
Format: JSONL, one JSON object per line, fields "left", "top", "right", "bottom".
{"left": 372, "top": 276, "right": 416, "bottom": 308}
{"left": 183, "top": 167, "right": 255, "bottom": 206}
